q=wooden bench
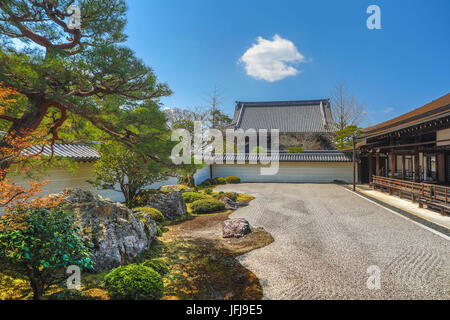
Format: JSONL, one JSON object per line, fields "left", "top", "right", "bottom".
{"left": 419, "top": 198, "right": 450, "bottom": 216}
{"left": 372, "top": 175, "right": 450, "bottom": 216}
{"left": 372, "top": 176, "right": 422, "bottom": 202}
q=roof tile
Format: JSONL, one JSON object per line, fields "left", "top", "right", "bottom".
{"left": 23, "top": 143, "right": 99, "bottom": 161}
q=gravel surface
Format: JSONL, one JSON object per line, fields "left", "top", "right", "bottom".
{"left": 215, "top": 183, "right": 450, "bottom": 300}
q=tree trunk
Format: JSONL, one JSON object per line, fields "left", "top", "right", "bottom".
{"left": 126, "top": 189, "right": 136, "bottom": 208}
{"left": 0, "top": 98, "right": 49, "bottom": 178}
{"left": 27, "top": 267, "right": 44, "bottom": 300}
{"left": 181, "top": 174, "right": 195, "bottom": 187}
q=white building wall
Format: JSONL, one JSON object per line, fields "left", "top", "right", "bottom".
{"left": 212, "top": 162, "right": 354, "bottom": 183}
{"left": 11, "top": 163, "right": 211, "bottom": 203}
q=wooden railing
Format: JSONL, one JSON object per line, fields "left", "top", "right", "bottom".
{"left": 372, "top": 175, "right": 450, "bottom": 215}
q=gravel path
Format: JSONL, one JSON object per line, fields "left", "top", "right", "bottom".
{"left": 215, "top": 183, "right": 450, "bottom": 300}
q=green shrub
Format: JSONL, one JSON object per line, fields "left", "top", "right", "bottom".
{"left": 133, "top": 207, "right": 165, "bottom": 223}
{"left": 216, "top": 177, "right": 226, "bottom": 185}
{"left": 250, "top": 146, "right": 267, "bottom": 154}
{"left": 182, "top": 192, "right": 208, "bottom": 203}
{"left": 142, "top": 259, "right": 169, "bottom": 276}
{"left": 104, "top": 264, "right": 164, "bottom": 300}
{"left": 0, "top": 208, "right": 93, "bottom": 300}
{"left": 160, "top": 184, "right": 192, "bottom": 193}
{"left": 225, "top": 176, "right": 241, "bottom": 184}
{"left": 131, "top": 189, "right": 159, "bottom": 208}
{"left": 190, "top": 199, "right": 225, "bottom": 214}
{"left": 288, "top": 147, "right": 304, "bottom": 153}
{"left": 204, "top": 188, "right": 213, "bottom": 194}
{"left": 215, "top": 192, "right": 237, "bottom": 201}
{"left": 200, "top": 178, "right": 217, "bottom": 186}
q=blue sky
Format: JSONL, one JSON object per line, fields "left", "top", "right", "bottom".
{"left": 125, "top": 0, "right": 450, "bottom": 126}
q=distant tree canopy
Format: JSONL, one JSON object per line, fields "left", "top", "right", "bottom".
{"left": 0, "top": 0, "right": 173, "bottom": 177}
{"left": 164, "top": 88, "right": 232, "bottom": 186}
{"left": 330, "top": 83, "right": 367, "bottom": 130}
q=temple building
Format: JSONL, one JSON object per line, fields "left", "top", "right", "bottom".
{"left": 358, "top": 93, "right": 450, "bottom": 185}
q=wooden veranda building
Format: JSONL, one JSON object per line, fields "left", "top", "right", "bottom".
{"left": 358, "top": 93, "right": 450, "bottom": 185}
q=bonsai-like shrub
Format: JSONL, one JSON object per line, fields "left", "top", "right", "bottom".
{"left": 190, "top": 199, "right": 225, "bottom": 214}
{"left": 204, "top": 188, "right": 213, "bottom": 195}
{"left": 287, "top": 147, "right": 304, "bottom": 153}
{"left": 104, "top": 264, "right": 164, "bottom": 300}
{"left": 142, "top": 259, "right": 169, "bottom": 276}
{"left": 216, "top": 177, "right": 226, "bottom": 185}
{"left": 0, "top": 208, "right": 93, "bottom": 300}
{"left": 225, "top": 176, "right": 241, "bottom": 184}
{"left": 160, "top": 185, "right": 192, "bottom": 193}
{"left": 215, "top": 192, "right": 237, "bottom": 201}
{"left": 182, "top": 192, "right": 208, "bottom": 203}
{"left": 134, "top": 207, "right": 165, "bottom": 223}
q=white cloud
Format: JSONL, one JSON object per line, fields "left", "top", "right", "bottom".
{"left": 239, "top": 35, "right": 306, "bottom": 82}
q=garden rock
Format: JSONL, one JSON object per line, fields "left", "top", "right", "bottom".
{"left": 219, "top": 196, "right": 249, "bottom": 210}
{"left": 60, "top": 189, "right": 157, "bottom": 271}
{"left": 222, "top": 218, "right": 252, "bottom": 238}
{"left": 138, "top": 190, "right": 187, "bottom": 220}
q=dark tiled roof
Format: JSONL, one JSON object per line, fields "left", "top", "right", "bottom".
{"left": 230, "top": 99, "right": 337, "bottom": 133}
{"left": 207, "top": 151, "right": 352, "bottom": 163}
{"left": 361, "top": 93, "right": 450, "bottom": 137}
{"left": 23, "top": 143, "right": 100, "bottom": 161}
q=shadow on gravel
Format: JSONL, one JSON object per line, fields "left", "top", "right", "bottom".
{"left": 155, "top": 211, "right": 274, "bottom": 300}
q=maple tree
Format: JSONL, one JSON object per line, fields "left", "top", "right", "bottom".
{"left": 0, "top": 84, "right": 52, "bottom": 209}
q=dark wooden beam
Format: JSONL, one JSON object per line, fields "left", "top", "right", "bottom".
{"left": 414, "top": 147, "right": 420, "bottom": 182}
{"left": 402, "top": 155, "right": 406, "bottom": 179}
{"left": 376, "top": 152, "right": 380, "bottom": 176}
{"left": 390, "top": 153, "right": 396, "bottom": 178}
{"left": 377, "top": 140, "right": 436, "bottom": 150}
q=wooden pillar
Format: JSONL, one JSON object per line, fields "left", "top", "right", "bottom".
{"left": 358, "top": 158, "right": 363, "bottom": 184}
{"left": 390, "top": 153, "right": 396, "bottom": 178}
{"left": 376, "top": 151, "right": 380, "bottom": 176}
{"left": 437, "top": 154, "right": 445, "bottom": 183}
{"left": 384, "top": 158, "right": 388, "bottom": 177}
{"left": 414, "top": 148, "right": 420, "bottom": 181}
{"left": 369, "top": 151, "right": 373, "bottom": 184}
{"left": 402, "top": 155, "right": 406, "bottom": 180}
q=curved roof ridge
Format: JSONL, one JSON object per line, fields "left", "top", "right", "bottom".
{"left": 362, "top": 93, "right": 450, "bottom": 135}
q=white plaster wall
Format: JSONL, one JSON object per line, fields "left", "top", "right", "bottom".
{"left": 11, "top": 163, "right": 211, "bottom": 203}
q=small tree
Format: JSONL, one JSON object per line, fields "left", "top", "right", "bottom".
{"left": 93, "top": 143, "right": 168, "bottom": 207}
{"left": 0, "top": 208, "right": 93, "bottom": 300}
{"left": 334, "top": 125, "right": 361, "bottom": 150}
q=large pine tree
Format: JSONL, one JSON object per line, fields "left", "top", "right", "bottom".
{"left": 0, "top": 0, "right": 173, "bottom": 176}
